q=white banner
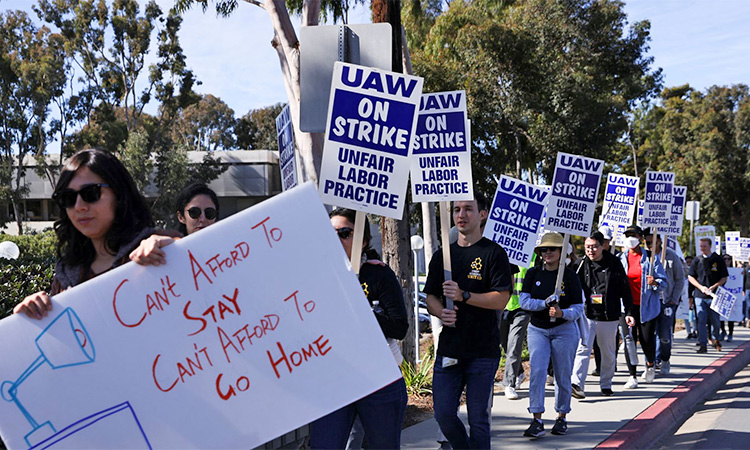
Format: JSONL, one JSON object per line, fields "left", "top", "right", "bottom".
{"left": 483, "top": 176, "right": 549, "bottom": 268}
{"left": 694, "top": 225, "right": 716, "bottom": 255}
{"left": 0, "top": 183, "right": 400, "bottom": 449}
{"left": 545, "top": 152, "right": 604, "bottom": 237}
{"left": 642, "top": 171, "right": 674, "bottom": 232}
{"left": 410, "top": 91, "right": 473, "bottom": 203}
{"left": 276, "top": 105, "right": 298, "bottom": 192}
{"left": 319, "top": 62, "right": 423, "bottom": 219}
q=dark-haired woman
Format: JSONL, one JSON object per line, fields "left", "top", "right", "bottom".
{"left": 309, "top": 208, "right": 408, "bottom": 450}
{"left": 15, "top": 149, "right": 171, "bottom": 318}
{"left": 129, "top": 182, "right": 219, "bottom": 265}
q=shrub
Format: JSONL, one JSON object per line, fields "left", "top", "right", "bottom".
{"left": 400, "top": 352, "right": 434, "bottom": 397}
{"left": 0, "top": 232, "right": 57, "bottom": 317}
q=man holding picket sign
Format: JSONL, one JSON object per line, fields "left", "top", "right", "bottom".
{"left": 688, "top": 237, "right": 728, "bottom": 353}
{"left": 423, "top": 192, "right": 513, "bottom": 449}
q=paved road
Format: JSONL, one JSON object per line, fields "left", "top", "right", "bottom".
{"left": 658, "top": 363, "right": 750, "bottom": 449}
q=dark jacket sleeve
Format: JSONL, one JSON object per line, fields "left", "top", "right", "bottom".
{"left": 373, "top": 265, "right": 409, "bottom": 340}
{"left": 611, "top": 254, "right": 634, "bottom": 317}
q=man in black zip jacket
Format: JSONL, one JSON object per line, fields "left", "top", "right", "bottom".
{"left": 571, "top": 232, "right": 635, "bottom": 398}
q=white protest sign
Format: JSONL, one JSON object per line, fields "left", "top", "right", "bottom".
{"left": 545, "top": 152, "right": 604, "bottom": 236}
{"left": 410, "top": 90, "right": 473, "bottom": 202}
{"left": 600, "top": 174, "right": 639, "bottom": 226}
{"left": 710, "top": 286, "right": 737, "bottom": 319}
{"left": 642, "top": 171, "right": 674, "bottom": 232}
{"left": 694, "top": 225, "right": 716, "bottom": 255}
{"left": 636, "top": 199, "right": 644, "bottom": 227}
{"left": 665, "top": 185, "right": 687, "bottom": 236}
{"left": 534, "top": 186, "right": 551, "bottom": 246}
{"left": 666, "top": 236, "right": 686, "bottom": 262}
{"left": 740, "top": 237, "right": 750, "bottom": 261}
{"left": 319, "top": 62, "right": 423, "bottom": 219}
{"left": 0, "top": 183, "right": 400, "bottom": 450}
{"left": 726, "top": 231, "right": 741, "bottom": 258}
{"left": 716, "top": 235, "right": 722, "bottom": 254}
{"left": 718, "top": 268, "right": 744, "bottom": 321}
{"left": 276, "top": 105, "right": 298, "bottom": 191}
{"left": 676, "top": 279, "right": 690, "bottom": 320}
{"left": 483, "top": 176, "right": 549, "bottom": 268}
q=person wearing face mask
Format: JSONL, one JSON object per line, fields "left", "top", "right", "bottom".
{"left": 619, "top": 225, "right": 667, "bottom": 387}
{"left": 571, "top": 232, "right": 634, "bottom": 399}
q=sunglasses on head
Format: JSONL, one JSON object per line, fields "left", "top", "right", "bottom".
{"left": 186, "top": 207, "right": 218, "bottom": 220}
{"left": 336, "top": 227, "right": 354, "bottom": 240}
{"left": 538, "top": 247, "right": 558, "bottom": 253}
{"left": 53, "top": 183, "right": 110, "bottom": 209}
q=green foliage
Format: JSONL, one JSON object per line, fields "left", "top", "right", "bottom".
{"left": 0, "top": 232, "right": 57, "bottom": 318}
{"left": 236, "top": 103, "right": 286, "bottom": 150}
{"left": 400, "top": 351, "right": 434, "bottom": 397}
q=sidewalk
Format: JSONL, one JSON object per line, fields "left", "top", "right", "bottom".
{"left": 401, "top": 326, "right": 750, "bottom": 449}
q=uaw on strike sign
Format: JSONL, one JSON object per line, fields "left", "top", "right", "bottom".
{"left": 318, "top": 62, "right": 423, "bottom": 219}
{"left": 545, "top": 152, "right": 604, "bottom": 236}
{"left": 410, "top": 90, "right": 473, "bottom": 203}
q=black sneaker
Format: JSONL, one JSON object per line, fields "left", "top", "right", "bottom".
{"left": 591, "top": 368, "right": 600, "bottom": 377}
{"left": 601, "top": 388, "right": 614, "bottom": 396}
{"left": 697, "top": 345, "right": 707, "bottom": 354}
{"left": 524, "top": 419, "right": 545, "bottom": 438}
{"left": 551, "top": 417, "right": 568, "bottom": 435}
{"left": 571, "top": 384, "right": 585, "bottom": 399}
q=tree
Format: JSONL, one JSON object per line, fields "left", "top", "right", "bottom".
{"left": 173, "top": 94, "right": 237, "bottom": 151}
{"left": 404, "top": 0, "right": 663, "bottom": 191}
{"left": 236, "top": 102, "right": 285, "bottom": 150}
{"left": 630, "top": 84, "right": 750, "bottom": 237}
{"left": 0, "top": 10, "right": 67, "bottom": 233}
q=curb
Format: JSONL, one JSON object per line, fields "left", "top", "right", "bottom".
{"left": 595, "top": 340, "right": 750, "bottom": 449}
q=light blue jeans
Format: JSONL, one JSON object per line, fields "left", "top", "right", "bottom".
{"left": 527, "top": 320, "right": 579, "bottom": 415}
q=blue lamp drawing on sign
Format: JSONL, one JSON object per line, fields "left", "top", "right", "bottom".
{"left": 1, "top": 307, "right": 95, "bottom": 447}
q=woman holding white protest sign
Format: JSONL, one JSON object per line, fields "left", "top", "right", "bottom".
{"left": 520, "top": 232, "right": 584, "bottom": 438}
{"left": 14, "top": 149, "right": 171, "bottom": 318}
{"left": 310, "top": 208, "right": 408, "bottom": 450}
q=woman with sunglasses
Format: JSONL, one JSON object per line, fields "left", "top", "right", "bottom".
{"left": 519, "top": 232, "right": 584, "bottom": 438}
{"left": 129, "top": 182, "right": 219, "bottom": 266}
{"left": 310, "top": 208, "right": 408, "bottom": 450}
{"left": 14, "top": 149, "right": 165, "bottom": 319}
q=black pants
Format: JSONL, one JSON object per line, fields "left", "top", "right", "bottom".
{"left": 623, "top": 307, "right": 657, "bottom": 376}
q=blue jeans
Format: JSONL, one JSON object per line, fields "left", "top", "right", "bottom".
{"left": 527, "top": 321, "right": 578, "bottom": 415}
{"left": 310, "top": 378, "right": 407, "bottom": 449}
{"left": 695, "top": 297, "right": 721, "bottom": 346}
{"left": 656, "top": 303, "right": 677, "bottom": 362}
{"left": 432, "top": 355, "right": 499, "bottom": 449}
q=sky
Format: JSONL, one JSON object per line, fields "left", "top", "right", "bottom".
{"left": 3, "top": 0, "right": 750, "bottom": 130}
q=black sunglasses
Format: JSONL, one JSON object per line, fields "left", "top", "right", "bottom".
{"left": 336, "top": 227, "right": 354, "bottom": 240}
{"left": 53, "top": 183, "right": 110, "bottom": 209}
{"left": 538, "top": 247, "right": 559, "bottom": 253}
{"left": 186, "top": 207, "right": 218, "bottom": 220}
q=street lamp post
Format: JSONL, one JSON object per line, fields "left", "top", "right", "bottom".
{"left": 410, "top": 235, "right": 424, "bottom": 364}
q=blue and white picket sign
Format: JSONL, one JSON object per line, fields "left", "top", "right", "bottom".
{"left": 483, "top": 176, "right": 549, "bottom": 267}
{"left": 636, "top": 200, "right": 644, "bottom": 227}
{"left": 711, "top": 286, "right": 738, "bottom": 319}
{"left": 599, "top": 173, "right": 639, "bottom": 246}
{"left": 410, "top": 91, "right": 473, "bottom": 203}
{"left": 276, "top": 105, "right": 298, "bottom": 192}
{"left": 545, "top": 152, "right": 604, "bottom": 237}
{"left": 665, "top": 185, "right": 687, "bottom": 236}
{"left": 718, "top": 268, "right": 744, "bottom": 321}
{"left": 318, "top": 62, "right": 423, "bottom": 219}
{"left": 726, "top": 231, "right": 741, "bottom": 258}
{"left": 642, "top": 171, "right": 674, "bottom": 231}
{"left": 740, "top": 237, "right": 750, "bottom": 261}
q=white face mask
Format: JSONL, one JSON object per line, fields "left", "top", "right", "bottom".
{"left": 624, "top": 237, "right": 641, "bottom": 249}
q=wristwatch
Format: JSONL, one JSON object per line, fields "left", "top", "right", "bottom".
{"left": 462, "top": 290, "right": 471, "bottom": 302}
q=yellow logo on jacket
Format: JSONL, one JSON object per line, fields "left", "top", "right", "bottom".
{"left": 361, "top": 282, "right": 369, "bottom": 297}
{"left": 468, "top": 257, "right": 483, "bottom": 280}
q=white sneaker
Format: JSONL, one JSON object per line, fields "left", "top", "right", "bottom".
{"left": 643, "top": 366, "right": 655, "bottom": 383}
{"left": 624, "top": 376, "right": 638, "bottom": 389}
{"left": 660, "top": 360, "right": 671, "bottom": 375}
{"left": 505, "top": 385, "right": 519, "bottom": 400}
{"left": 515, "top": 372, "right": 526, "bottom": 389}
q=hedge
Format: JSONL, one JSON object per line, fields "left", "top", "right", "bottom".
{"left": 0, "top": 231, "right": 57, "bottom": 318}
